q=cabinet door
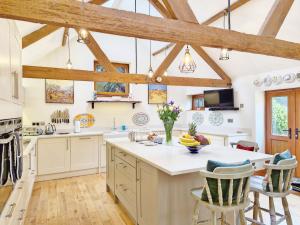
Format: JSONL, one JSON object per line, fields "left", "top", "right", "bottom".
{"left": 37, "top": 138, "right": 70, "bottom": 175}
{"left": 0, "top": 19, "right": 11, "bottom": 102}
{"left": 9, "top": 22, "right": 22, "bottom": 104}
{"left": 70, "top": 136, "right": 99, "bottom": 171}
{"left": 106, "top": 143, "right": 115, "bottom": 193}
{"left": 100, "top": 143, "right": 106, "bottom": 170}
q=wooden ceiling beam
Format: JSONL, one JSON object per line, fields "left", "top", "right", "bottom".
{"left": 153, "top": 43, "right": 184, "bottom": 78}
{"left": 22, "top": 25, "right": 60, "bottom": 48}
{"left": 75, "top": 29, "right": 116, "bottom": 72}
{"left": 149, "top": 0, "right": 173, "bottom": 19}
{"left": 164, "top": 0, "right": 231, "bottom": 82}
{"left": 88, "top": 0, "right": 109, "bottom": 4}
{"left": 2, "top": 0, "right": 300, "bottom": 60}
{"left": 152, "top": 0, "right": 250, "bottom": 56}
{"left": 61, "top": 27, "right": 69, "bottom": 46}
{"left": 23, "top": 65, "right": 230, "bottom": 87}
{"left": 258, "top": 0, "right": 294, "bottom": 37}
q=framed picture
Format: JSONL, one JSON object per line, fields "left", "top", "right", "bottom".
{"left": 94, "top": 61, "right": 129, "bottom": 96}
{"left": 192, "top": 94, "right": 205, "bottom": 110}
{"left": 45, "top": 79, "right": 74, "bottom": 104}
{"left": 148, "top": 84, "right": 167, "bottom": 104}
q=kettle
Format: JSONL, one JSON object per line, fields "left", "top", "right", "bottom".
{"left": 45, "top": 123, "right": 56, "bottom": 135}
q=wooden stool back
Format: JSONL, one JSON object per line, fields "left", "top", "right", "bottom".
{"left": 264, "top": 156, "right": 297, "bottom": 194}
{"left": 199, "top": 164, "right": 254, "bottom": 208}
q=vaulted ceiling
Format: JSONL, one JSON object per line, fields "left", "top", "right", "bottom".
{"left": 16, "top": 0, "right": 300, "bottom": 79}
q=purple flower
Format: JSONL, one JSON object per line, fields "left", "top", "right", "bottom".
{"left": 169, "top": 100, "right": 174, "bottom": 105}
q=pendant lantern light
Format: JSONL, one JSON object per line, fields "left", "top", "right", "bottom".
{"left": 66, "top": 29, "right": 72, "bottom": 69}
{"left": 219, "top": 0, "right": 231, "bottom": 60}
{"left": 77, "top": 0, "right": 90, "bottom": 44}
{"left": 147, "top": 0, "right": 154, "bottom": 78}
{"left": 179, "top": 45, "right": 197, "bottom": 73}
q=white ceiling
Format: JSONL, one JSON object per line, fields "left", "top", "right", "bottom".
{"left": 17, "top": 0, "right": 300, "bottom": 79}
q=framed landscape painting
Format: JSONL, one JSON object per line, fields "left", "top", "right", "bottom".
{"left": 45, "top": 79, "right": 74, "bottom": 104}
{"left": 148, "top": 84, "right": 167, "bottom": 104}
{"left": 94, "top": 61, "right": 129, "bottom": 96}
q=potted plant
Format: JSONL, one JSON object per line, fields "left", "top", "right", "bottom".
{"left": 157, "top": 101, "right": 182, "bottom": 145}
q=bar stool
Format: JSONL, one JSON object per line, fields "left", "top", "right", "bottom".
{"left": 231, "top": 140, "right": 259, "bottom": 152}
{"left": 245, "top": 156, "right": 297, "bottom": 225}
{"left": 191, "top": 164, "right": 254, "bottom": 225}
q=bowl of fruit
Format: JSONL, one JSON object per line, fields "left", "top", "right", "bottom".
{"left": 179, "top": 134, "right": 210, "bottom": 154}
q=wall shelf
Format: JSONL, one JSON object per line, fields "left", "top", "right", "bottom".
{"left": 87, "top": 100, "right": 142, "bottom": 109}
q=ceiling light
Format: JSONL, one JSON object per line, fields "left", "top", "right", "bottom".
{"left": 219, "top": 1, "right": 231, "bottom": 61}
{"left": 148, "top": 66, "right": 154, "bottom": 78}
{"left": 77, "top": 28, "right": 89, "bottom": 44}
{"left": 179, "top": 45, "right": 196, "bottom": 73}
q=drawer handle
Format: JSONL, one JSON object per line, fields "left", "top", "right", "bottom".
{"left": 123, "top": 188, "right": 128, "bottom": 192}
{"left": 18, "top": 209, "right": 25, "bottom": 221}
{"left": 121, "top": 152, "right": 127, "bottom": 157}
{"left": 123, "top": 165, "right": 127, "bottom": 169}
{"left": 79, "top": 137, "right": 92, "bottom": 140}
{"left": 6, "top": 203, "right": 16, "bottom": 218}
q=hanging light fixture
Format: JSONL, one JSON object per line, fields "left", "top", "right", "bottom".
{"left": 66, "top": 30, "right": 72, "bottom": 69}
{"left": 77, "top": 0, "right": 89, "bottom": 44}
{"left": 147, "top": 1, "right": 154, "bottom": 78}
{"left": 179, "top": 45, "right": 197, "bottom": 73}
{"left": 219, "top": 0, "right": 231, "bottom": 60}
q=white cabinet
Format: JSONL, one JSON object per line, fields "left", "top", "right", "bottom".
{"left": 70, "top": 136, "right": 99, "bottom": 171}
{"left": 0, "top": 19, "right": 22, "bottom": 104}
{"left": 0, "top": 19, "right": 12, "bottom": 102}
{"left": 37, "top": 138, "right": 70, "bottom": 175}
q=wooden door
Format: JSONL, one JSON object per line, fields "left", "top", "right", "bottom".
{"left": 295, "top": 90, "right": 300, "bottom": 176}
{"left": 37, "top": 138, "right": 70, "bottom": 175}
{"left": 70, "top": 136, "right": 99, "bottom": 171}
{"left": 266, "top": 89, "right": 299, "bottom": 176}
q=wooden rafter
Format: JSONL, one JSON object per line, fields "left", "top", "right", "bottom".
{"left": 75, "top": 29, "right": 116, "bottom": 72}
{"left": 2, "top": 0, "right": 300, "bottom": 60}
{"left": 152, "top": 0, "right": 231, "bottom": 82}
{"left": 22, "top": 25, "right": 60, "bottom": 48}
{"left": 23, "top": 65, "right": 230, "bottom": 87}
{"left": 61, "top": 28, "right": 69, "bottom": 46}
{"left": 149, "top": 0, "right": 173, "bottom": 19}
{"left": 258, "top": 0, "right": 294, "bottom": 37}
{"left": 153, "top": 0, "right": 250, "bottom": 56}
{"left": 153, "top": 44, "right": 184, "bottom": 78}
{"left": 88, "top": 0, "right": 109, "bottom": 4}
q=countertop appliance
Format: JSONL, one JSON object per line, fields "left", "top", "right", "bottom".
{"left": 23, "top": 126, "right": 43, "bottom": 136}
{"left": 45, "top": 123, "right": 56, "bottom": 135}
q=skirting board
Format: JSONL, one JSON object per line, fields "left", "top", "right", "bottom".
{"left": 36, "top": 168, "right": 99, "bottom": 182}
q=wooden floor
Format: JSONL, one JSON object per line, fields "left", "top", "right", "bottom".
{"left": 25, "top": 174, "right": 134, "bottom": 225}
{"left": 25, "top": 174, "right": 300, "bottom": 225}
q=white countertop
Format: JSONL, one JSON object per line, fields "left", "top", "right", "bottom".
{"left": 106, "top": 138, "right": 272, "bottom": 176}
{"left": 198, "top": 129, "right": 250, "bottom": 137}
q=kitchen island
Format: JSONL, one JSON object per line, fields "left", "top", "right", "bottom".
{"left": 106, "top": 138, "right": 272, "bottom": 225}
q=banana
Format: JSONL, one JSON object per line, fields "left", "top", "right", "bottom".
{"left": 179, "top": 137, "right": 196, "bottom": 143}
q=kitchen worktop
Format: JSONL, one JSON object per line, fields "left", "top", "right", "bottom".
{"left": 106, "top": 138, "right": 272, "bottom": 176}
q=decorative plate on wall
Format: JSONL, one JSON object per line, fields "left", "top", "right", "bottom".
{"left": 74, "top": 114, "right": 95, "bottom": 128}
{"left": 192, "top": 112, "right": 204, "bottom": 126}
{"left": 132, "top": 112, "right": 150, "bottom": 126}
{"left": 209, "top": 112, "right": 224, "bottom": 126}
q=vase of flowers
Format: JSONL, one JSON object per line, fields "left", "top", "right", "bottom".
{"left": 158, "top": 101, "right": 182, "bottom": 145}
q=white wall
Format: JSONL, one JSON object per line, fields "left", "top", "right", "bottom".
{"left": 22, "top": 35, "right": 190, "bottom": 129}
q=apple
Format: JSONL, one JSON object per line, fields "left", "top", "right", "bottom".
{"left": 194, "top": 135, "right": 210, "bottom": 145}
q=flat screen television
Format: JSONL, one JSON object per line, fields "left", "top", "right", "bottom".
{"left": 204, "top": 88, "right": 234, "bottom": 108}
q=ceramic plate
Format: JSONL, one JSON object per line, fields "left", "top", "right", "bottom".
{"left": 132, "top": 112, "right": 150, "bottom": 126}
{"left": 74, "top": 114, "right": 95, "bottom": 128}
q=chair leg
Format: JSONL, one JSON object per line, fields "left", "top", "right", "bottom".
{"left": 269, "top": 197, "right": 276, "bottom": 225}
{"left": 282, "top": 197, "right": 293, "bottom": 225}
{"left": 211, "top": 211, "right": 217, "bottom": 225}
{"left": 221, "top": 212, "right": 225, "bottom": 225}
{"left": 239, "top": 210, "right": 246, "bottom": 225}
{"left": 191, "top": 201, "right": 201, "bottom": 225}
{"left": 252, "top": 192, "right": 259, "bottom": 224}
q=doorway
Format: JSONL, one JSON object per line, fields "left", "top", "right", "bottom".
{"left": 265, "top": 88, "right": 300, "bottom": 176}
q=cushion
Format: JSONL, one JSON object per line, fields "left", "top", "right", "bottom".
{"left": 265, "top": 150, "right": 292, "bottom": 192}
{"left": 201, "top": 159, "right": 251, "bottom": 204}
{"left": 237, "top": 144, "right": 255, "bottom": 152}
